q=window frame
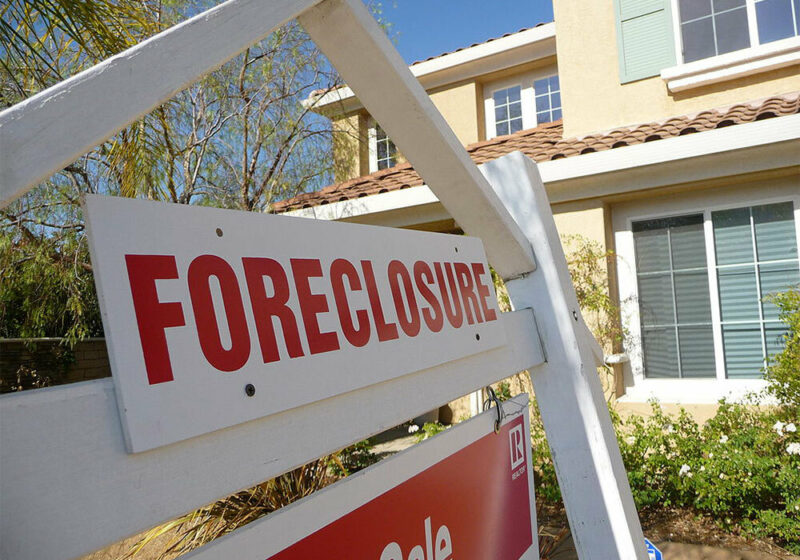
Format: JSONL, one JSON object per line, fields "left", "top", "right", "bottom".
{"left": 670, "top": 0, "right": 800, "bottom": 63}
{"left": 367, "top": 121, "right": 397, "bottom": 172}
{"left": 482, "top": 68, "right": 559, "bottom": 140}
{"left": 614, "top": 188, "right": 800, "bottom": 403}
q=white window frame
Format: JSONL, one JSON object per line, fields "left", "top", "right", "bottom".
{"left": 483, "top": 67, "right": 558, "bottom": 140}
{"left": 367, "top": 120, "right": 397, "bottom": 173}
{"left": 664, "top": 0, "right": 800, "bottom": 91}
{"left": 614, "top": 186, "right": 800, "bottom": 404}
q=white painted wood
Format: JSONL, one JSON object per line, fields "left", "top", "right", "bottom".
{"left": 0, "top": 308, "right": 543, "bottom": 560}
{"left": 298, "top": 0, "right": 536, "bottom": 281}
{"left": 537, "top": 114, "right": 800, "bottom": 185}
{"left": 0, "top": 0, "right": 322, "bottom": 208}
{"left": 183, "top": 395, "right": 537, "bottom": 560}
{"left": 84, "top": 195, "right": 505, "bottom": 452}
{"left": 661, "top": 35, "right": 800, "bottom": 92}
{"left": 480, "top": 152, "right": 649, "bottom": 559}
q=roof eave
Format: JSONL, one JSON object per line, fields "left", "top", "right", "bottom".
{"left": 306, "top": 23, "right": 557, "bottom": 116}
{"left": 285, "top": 114, "right": 800, "bottom": 225}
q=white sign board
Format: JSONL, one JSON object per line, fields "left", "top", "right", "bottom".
{"left": 184, "top": 394, "right": 538, "bottom": 560}
{"left": 84, "top": 195, "right": 505, "bottom": 452}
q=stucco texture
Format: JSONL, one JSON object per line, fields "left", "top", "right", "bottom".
{"left": 553, "top": 0, "right": 800, "bottom": 138}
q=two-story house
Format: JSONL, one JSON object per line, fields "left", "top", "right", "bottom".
{"left": 274, "top": 0, "right": 800, "bottom": 419}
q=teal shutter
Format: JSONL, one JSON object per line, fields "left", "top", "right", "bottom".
{"left": 614, "top": 0, "right": 677, "bottom": 83}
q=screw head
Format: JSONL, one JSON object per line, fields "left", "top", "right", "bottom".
{"left": 244, "top": 384, "right": 256, "bottom": 397}
{"left": 475, "top": 333, "right": 481, "bottom": 341}
{"left": 215, "top": 228, "right": 223, "bottom": 237}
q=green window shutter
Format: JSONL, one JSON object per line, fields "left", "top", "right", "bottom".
{"left": 614, "top": 0, "right": 677, "bottom": 83}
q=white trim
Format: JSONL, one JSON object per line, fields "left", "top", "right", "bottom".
{"left": 311, "top": 23, "right": 557, "bottom": 114}
{"left": 664, "top": 0, "right": 800, "bottom": 92}
{"left": 483, "top": 69, "right": 558, "bottom": 139}
{"left": 537, "top": 113, "right": 800, "bottom": 184}
{"left": 662, "top": 35, "right": 800, "bottom": 92}
{"left": 286, "top": 185, "right": 438, "bottom": 220}
{"left": 284, "top": 114, "right": 800, "bottom": 226}
{"left": 367, "top": 120, "right": 378, "bottom": 172}
{"left": 613, "top": 184, "right": 800, "bottom": 404}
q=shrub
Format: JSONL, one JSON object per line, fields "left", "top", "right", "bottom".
{"left": 764, "top": 288, "right": 800, "bottom": 412}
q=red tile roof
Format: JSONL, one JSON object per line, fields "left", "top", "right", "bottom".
{"left": 272, "top": 93, "right": 800, "bottom": 213}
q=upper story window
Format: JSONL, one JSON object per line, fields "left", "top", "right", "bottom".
{"left": 533, "top": 75, "right": 562, "bottom": 124}
{"left": 492, "top": 86, "right": 523, "bottom": 136}
{"left": 484, "top": 71, "right": 560, "bottom": 140}
{"left": 676, "top": 0, "right": 800, "bottom": 63}
{"left": 369, "top": 124, "right": 397, "bottom": 172}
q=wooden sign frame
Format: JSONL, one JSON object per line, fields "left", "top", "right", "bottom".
{"left": 0, "top": 0, "right": 649, "bottom": 558}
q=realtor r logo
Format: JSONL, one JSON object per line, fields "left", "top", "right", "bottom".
{"left": 509, "top": 424, "right": 525, "bottom": 469}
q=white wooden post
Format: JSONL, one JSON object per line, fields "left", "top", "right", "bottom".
{"left": 298, "top": 0, "right": 536, "bottom": 279}
{"left": 481, "top": 152, "right": 648, "bottom": 559}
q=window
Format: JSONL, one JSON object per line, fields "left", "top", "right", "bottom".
{"left": 484, "top": 72, "right": 560, "bottom": 139}
{"left": 371, "top": 125, "right": 397, "bottom": 171}
{"left": 676, "top": 0, "right": 800, "bottom": 63}
{"left": 492, "top": 86, "right": 523, "bottom": 137}
{"left": 633, "top": 215, "right": 715, "bottom": 378}
{"left": 533, "top": 75, "right": 562, "bottom": 124}
{"left": 631, "top": 201, "right": 800, "bottom": 380}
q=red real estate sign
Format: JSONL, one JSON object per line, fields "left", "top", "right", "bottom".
{"left": 185, "top": 395, "right": 538, "bottom": 560}
{"left": 83, "top": 195, "right": 505, "bottom": 452}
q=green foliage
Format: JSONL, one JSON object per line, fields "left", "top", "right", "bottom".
{"left": 529, "top": 400, "right": 561, "bottom": 505}
{"left": 764, "top": 288, "right": 800, "bottom": 411}
{"left": 413, "top": 421, "right": 448, "bottom": 443}
{"left": 1, "top": 0, "right": 356, "bottom": 343}
{"left": 531, "top": 398, "right": 800, "bottom": 552}
{"left": 328, "top": 440, "right": 380, "bottom": 477}
{"left": 495, "top": 381, "right": 512, "bottom": 402}
{"left": 562, "top": 234, "right": 625, "bottom": 349}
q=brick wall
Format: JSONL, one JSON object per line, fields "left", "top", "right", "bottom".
{"left": 0, "top": 338, "right": 111, "bottom": 390}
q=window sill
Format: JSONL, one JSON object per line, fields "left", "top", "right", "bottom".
{"left": 661, "top": 36, "right": 800, "bottom": 93}
{"left": 619, "top": 378, "right": 769, "bottom": 405}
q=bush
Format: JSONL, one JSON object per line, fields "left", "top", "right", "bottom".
{"left": 764, "top": 288, "right": 800, "bottom": 412}
{"left": 531, "top": 399, "right": 800, "bottom": 552}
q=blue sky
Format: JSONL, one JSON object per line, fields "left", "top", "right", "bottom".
{"left": 379, "top": 1, "right": 554, "bottom": 64}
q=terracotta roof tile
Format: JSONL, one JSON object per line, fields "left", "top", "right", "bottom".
{"left": 272, "top": 93, "right": 800, "bottom": 213}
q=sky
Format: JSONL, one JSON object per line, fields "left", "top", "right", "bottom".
{"left": 378, "top": 1, "right": 555, "bottom": 64}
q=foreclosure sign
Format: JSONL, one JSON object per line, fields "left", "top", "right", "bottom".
{"left": 184, "top": 395, "right": 538, "bottom": 560}
{"left": 84, "top": 196, "right": 505, "bottom": 452}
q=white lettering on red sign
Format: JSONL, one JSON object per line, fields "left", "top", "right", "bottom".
{"left": 380, "top": 517, "right": 452, "bottom": 560}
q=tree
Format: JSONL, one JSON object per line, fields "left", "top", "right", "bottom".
{"left": 1, "top": 0, "right": 359, "bottom": 342}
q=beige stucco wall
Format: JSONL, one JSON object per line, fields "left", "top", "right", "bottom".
{"left": 552, "top": 200, "right": 607, "bottom": 247}
{"left": 429, "top": 82, "right": 481, "bottom": 146}
{"left": 332, "top": 112, "right": 369, "bottom": 182}
{"left": 553, "top": 0, "right": 800, "bottom": 138}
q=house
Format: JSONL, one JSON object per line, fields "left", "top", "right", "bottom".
{"left": 273, "top": 0, "right": 800, "bottom": 419}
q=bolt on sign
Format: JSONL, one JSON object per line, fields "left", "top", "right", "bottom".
{"left": 183, "top": 395, "right": 538, "bottom": 560}
{"left": 83, "top": 195, "right": 505, "bottom": 452}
